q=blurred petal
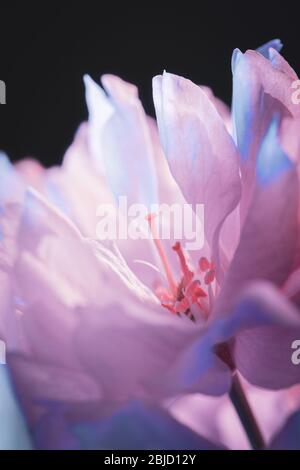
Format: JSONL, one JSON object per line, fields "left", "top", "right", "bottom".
{"left": 146, "top": 116, "right": 186, "bottom": 206}
{"left": 44, "top": 124, "right": 114, "bottom": 237}
{"left": 269, "top": 48, "right": 298, "bottom": 80}
{"left": 15, "top": 188, "right": 112, "bottom": 309}
{"left": 0, "top": 203, "right": 23, "bottom": 344}
{"left": 85, "top": 74, "right": 158, "bottom": 208}
{"left": 5, "top": 189, "right": 206, "bottom": 409}
{"left": 84, "top": 74, "right": 114, "bottom": 173}
{"left": 158, "top": 325, "right": 232, "bottom": 397}
{"left": 0, "top": 365, "right": 32, "bottom": 449}
{"left": 170, "top": 384, "right": 293, "bottom": 450}
{"left": 8, "top": 355, "right": 101, "bottom": 427}
{"left": 15, "top": 158, "right": 45, "bottom": 192}
{"left": 232, "top": 46, "right": 298, "bottom": 162}
{"left": 270, "top": 410, "right": 300, "bottom": 449}
{"left": 69, "top": 402, "right": 225, "bottom": 450}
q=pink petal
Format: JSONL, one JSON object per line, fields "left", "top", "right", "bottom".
{"left": 215, "top": 118, "right": 299, "bottom": 315}
{"left": 84, "top": 74, "right": 114, "bottom": 173}
{"left": 74, "top": 297, "right": 228, "bottom": 401}
{"left": 16, "top": 189, "right": 105, "bottom": 305}
{"left": 269, "top": 48, "right": 298, "bottom": 80}
{"left": 85, "top": 74, "right": 158, "bottom": 208}
{"left": 0, "top": 203, "right": 24, "bottom": 349}
{"left": 201, "top": 86, "right": 232, "bottom": 135}
{"left": 228, "top": 282, "right": 300, "bottom": 390}
{"left": 45, "top": 124, "right": 114, "bottom": 237}
{"left": 146, "top": 116, "right": 186, "bottom": 206}
{"left": 170, "top": 383, "right": 293, "bottom": 450}
{"left": 0, "top": 154, "right": 24, "bottom": 203}
{"left": 153, "top": 72, "right": 241, "bottom": 272}
{"left": 8, "top": 354, "right": 101, "bottom": 427}
{"left": 15, "top": 158, "right": 45, "bottom": 192}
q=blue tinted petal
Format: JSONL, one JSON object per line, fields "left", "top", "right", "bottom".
{"left": 72, "top": 402, "right": 225, "bottom": 450}
{"left": 0, "top": 153, "right": 21, "bottom": 202}
{"left": 231, "top": 40, "right": 284, "bottom": 164}
{"left": 257, "top": 116, "right": 293, "bottom": 185}
{"left": 231, "top": 51, "right": 253, "bottom": 160}
{"left": 256, "top": 39, "right": 283, "bottom": 59}
{"left": 270, "top": 410, "right": 300, "bottom": 450}
{"left": 85, "top": 75, "right": 158, "bottom": 209}
{"left": 0, "top": 365, "right": 32, "bottom": 449}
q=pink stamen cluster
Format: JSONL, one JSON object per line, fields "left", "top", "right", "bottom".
{"left": 147, "top": 214, "right": 215, "bottom": 322}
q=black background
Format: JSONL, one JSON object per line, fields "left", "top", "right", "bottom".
{"left": 0, "top": 1, "right": 298, "bottom": 166}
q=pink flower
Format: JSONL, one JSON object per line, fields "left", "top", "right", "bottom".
{"left": 0, "top": 39, "right": 300, "bottom": 449}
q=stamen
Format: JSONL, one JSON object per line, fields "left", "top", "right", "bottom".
{"left": 146, "top": 216, "right": 214, "bottom": 322}
{"left": 199, "top": 256, "right": 210, "bottom": 272}
{"left": 175, "top": 297, "right": 190, "bottom": 314}
{"left": 155, "top": 285, "right": 173, "bottom": 302}
{"left": 146, "top": 213, "right": 177, "bottom": 296}
{"left": 185, "top": 280, "right": 207, "bottom": 303}
{"left": 204, "top": 269, "right": 215, "bottom": 285}
{"left": 172, "top": 242, "right": 194, "bottom": 287}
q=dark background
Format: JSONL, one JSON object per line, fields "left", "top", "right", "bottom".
{"left": 0, "top": 2, "right": 298, "bottom": 166}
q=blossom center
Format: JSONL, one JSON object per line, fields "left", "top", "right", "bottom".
{"left": 147, "top": 213, "right": 215, "bottom": 322}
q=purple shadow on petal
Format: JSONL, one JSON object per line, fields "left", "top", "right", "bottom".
{"left": 71, "top": 402, "right": 225, "bottom": 450}
{"left": 270, "top": 410, "right": 300, "bottom": 450}
{"left": 34, "top": 402, "right": 80, "bottom": 450}
{"left": 256, "top": 115, "right": 293, "bottom": 185}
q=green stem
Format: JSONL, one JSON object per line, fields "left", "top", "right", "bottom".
{"left": 229, "top": 372, "right": 266, "bottom": 450}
